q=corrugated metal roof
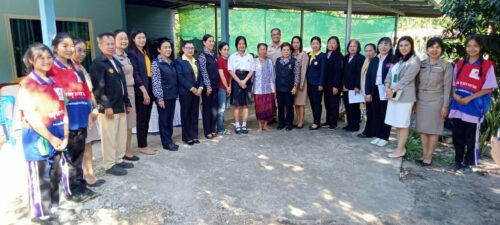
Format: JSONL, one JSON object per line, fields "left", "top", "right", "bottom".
{"left": 126, "top": 0, "right": 442, "bottom": 17}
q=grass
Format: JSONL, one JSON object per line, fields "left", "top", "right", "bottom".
{"left": 403, "top": 129, "right": 454, "bottom": 166}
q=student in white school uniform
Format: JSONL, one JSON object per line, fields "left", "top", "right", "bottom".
{"left": 228, "top": 36, "right": 255, "bottom": 134}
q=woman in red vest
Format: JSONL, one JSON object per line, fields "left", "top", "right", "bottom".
{"left": 19, "top": 43, "right": 70, "bottom": 222}
{"left": 449, "top": 35, "right": 498, "bottom": 171}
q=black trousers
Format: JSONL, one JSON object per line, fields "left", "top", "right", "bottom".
{"left": 452, "top": 118, "right": 478, "bottom": 166}
{"left": 66, "top": 128, "right": 87, "bottom": 194}
{"left": 371, "top": 87, "right": 391, "bottom": 140}
{"left": 202, "top": 88, "right": 219, "bottom": 136}
{"left": 342, "top": 91, "right": 361, "bottom": 131}
{"left": 362, "top": 102, "right": 376, "bottom": 137}
{"left": 157, "top": 98, "right": 176, "bottom": 147}
{"left": 308, "top": 84, "right": 323, "bottom": 125}
{"left": 323, "top": 87, "right": 340, "bottom": 127}
{"left": 180, "top": 93, "right": 200, "bottom": 142}
{"left": 135, "top": 82, "right": 154, "bottom": 148}
{"left": 277, "top": 91, "right": 294, "bottom": 127}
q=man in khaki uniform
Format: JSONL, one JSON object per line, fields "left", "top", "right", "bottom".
{"left": 267, "top": 28, "right": 282, "bottom": 64}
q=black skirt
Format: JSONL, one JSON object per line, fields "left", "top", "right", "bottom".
{"left": 230, "top": 70, "right": 253, "bottom": 106}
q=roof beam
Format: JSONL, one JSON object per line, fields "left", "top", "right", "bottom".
{"left": 234, "top": 0, "right": 315, "bottom": 11}
{"left": 358, "top": 0, "right": 405, "bottom": 16}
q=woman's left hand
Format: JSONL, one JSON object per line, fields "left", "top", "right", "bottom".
{"left": 440, "top": 107, "right": 449, "bottom": 119}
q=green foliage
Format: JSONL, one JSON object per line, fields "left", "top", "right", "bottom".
{"left": 404, "top": 130, "right": 422, "bottom": 161}
{"left": 442, "top": 0, "right": 500, "bottom": 153}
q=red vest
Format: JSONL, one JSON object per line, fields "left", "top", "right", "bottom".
{"left": 49, "top": 60, "right": 91, "bottom": 101}
{"left": 19, "top": 73, "right": 65, "bottom": 127}
{"left": 454, "top": 59, "right": 493, "bottom": 93}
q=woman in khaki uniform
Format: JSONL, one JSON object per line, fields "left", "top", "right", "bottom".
{"left": 291, "top": 36, "right": 309, "bottom": 128}
{"left": 114, "top": 29, "right": 139, "bottom": 161}
{"left": 415, "top": 37, "right": 452, "bottom": 166}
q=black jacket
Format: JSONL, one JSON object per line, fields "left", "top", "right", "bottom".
{"left": 365, "top": 54, "right": 393, "bottom": 95}
{"left": 306, "top": 52, "right": 326, "bottom": 86}
{"left": 324, "top": 51, "right": 344, "bottom": 88}
{"left": 128, "top": 48, "right": 151, "bottom": 92}
{"left": 175, "top": 57, "right": 202, "bottom": 95}
{"left": 90, "top": 54, "right": 131, "bottom": 114}
{"left": 342, "top": 54, "right": 365, "bottom": 90}
{"left": 275, "top": 57, "right": 297, "bottom": 92}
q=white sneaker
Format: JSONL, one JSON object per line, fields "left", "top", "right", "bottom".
{"left": 370, "top": 138, "right": 381, "bottom": 145}
{"left": 377, "top": 140, "right": 389, "bottom": 147}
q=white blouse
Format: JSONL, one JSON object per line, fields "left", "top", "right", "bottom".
{"left": 228, "top": 52, "right": 255, "bottom": 72}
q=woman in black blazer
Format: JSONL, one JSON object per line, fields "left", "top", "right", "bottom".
{"left": 128, "top": 28, "right": 155, "bottom": 155}
{"left": 151, "top": 38, "right": 179, "bottom": 151}
{"left": 306, "top": 36, "right": 327, "bottom": 130}
{"left": 364, "top": 37, "right": 393, "bottom": 147}
{"left": 323, "top": 36, "right": 344, "bottom": 130}
{"left": 199, "top": 34, "right": 220, "bottom": 139}
{"left": 342, "top": 39, "right": 365, "bottom": 132}
{"left": 176, "top": 41, "right": 203, "bottom": 145}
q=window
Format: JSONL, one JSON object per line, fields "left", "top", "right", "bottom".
{"left": 9, "top": 18, "right": 92, "bottom": 77}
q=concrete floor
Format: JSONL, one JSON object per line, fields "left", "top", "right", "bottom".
{"left": 1, "top": 106, "right": 415, "bottom": 224}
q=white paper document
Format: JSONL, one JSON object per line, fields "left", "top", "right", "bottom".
{"left": 378, "top": 85, "right": 387, "bottom": 101}
{"left": 348, "top": 90, "right": 365, "bottom": 104}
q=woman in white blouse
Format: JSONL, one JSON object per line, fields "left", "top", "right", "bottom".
{"left": 228, "top": 36, "right": 255, "bottom": 134}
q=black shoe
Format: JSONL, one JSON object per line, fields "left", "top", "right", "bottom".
{"left": 173, "top": 143, "right": 179, "bottom": 149}
{"left": 342, "top": 126, "right": 350, "bottom": 130}
{"left": 286, "top": 126, "right": 293, "bottom": 131}
{"left": 320, "top": 122, "right": 329, "bottom": 128}
{"left": 66, "top": 187, "right": 100, "bottom": 203}
{"left": 420, "top": 161, "right": 432, "bottom": 167}
{"left": 309, "top": 125, "right": 319, "bottom": 130}
{"left": 328, "top": 125, "right": 337, "bottom": 130}
{"left": 163, "top": 144, "right": 179, "bottom": 151}
{"left": 461, "top": 165, "right": 473, "bottom": 173}
{"left": 186, "top": 140, "right": 195, "bottom": 145}
{"left": 235, "top": 127, "right": 242, "bottom": 135}
{"left": 116, "top": 161, "right": 134, "bottom": 169}
{"left": 296, "top": 124, "right": 304, "bottom": 129}
{"left": 193, "top": 139, "right": 200, "bottom": 144}
{"left": 277, "top": 125, "right": 285, "bottom": 130}
{"left": 123, "top": 155, "right": 140, "bottom": 161}
{"left": 105, "top": 165, "right": 128, "bottom": 176}
{"left": 205, "top": 134, "right": 213, "bottom": 139}
{"left": 86, "top": 179, "right": 106, "bottom": 187}
{"left": 452, "top": 164, "right": 462, "bottom": 172}
{"left": 241, "top": 126, "right": 248, "bottom": 134}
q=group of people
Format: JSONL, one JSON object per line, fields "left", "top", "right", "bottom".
{"left": 18, "top": 26, "right": 497, "bottom": 222}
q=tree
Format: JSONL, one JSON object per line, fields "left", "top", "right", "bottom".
{"left": 442, "top": 0, "right": 500, "bottom": 152}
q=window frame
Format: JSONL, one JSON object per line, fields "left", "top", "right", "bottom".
{"left": 4, "top": 14, "right": 95, "bottom": 81}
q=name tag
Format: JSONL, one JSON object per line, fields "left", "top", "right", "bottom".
{"left": 469, "top": 68, "right": 480, "bottom": 80}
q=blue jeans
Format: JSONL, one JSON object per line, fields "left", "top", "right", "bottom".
{"left": 217, "top": 88, "right": 229, "bottom": 133}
